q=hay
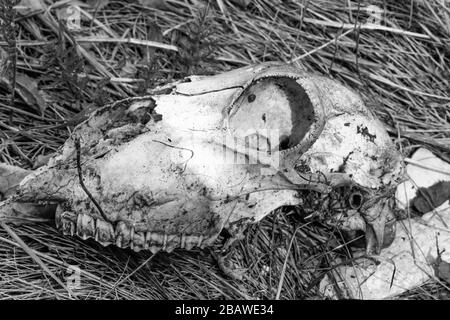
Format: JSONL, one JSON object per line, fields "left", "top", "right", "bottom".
{"left": 0, "top": 0, "right": 448, "bottom": 299}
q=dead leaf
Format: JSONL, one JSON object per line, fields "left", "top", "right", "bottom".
{"left": 396, "top": 148, "right": 450, "bottom": 213}
{"left": 435, "top": 255, "right": 450, "bottom": 285}
{"left": 0, "top": 48, "right": 47, "bottom": 114}
{"left": 412, "top": 181, "right": 450, "bottom": 214}
{"left": 15, "top": 73, "right": 47, "bottom": 114}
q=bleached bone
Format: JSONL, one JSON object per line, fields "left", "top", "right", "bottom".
{"left": 0, "top": 62, "right": 404, "bottom": 255}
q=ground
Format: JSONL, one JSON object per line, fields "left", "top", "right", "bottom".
{"left": 0, "top": 0, "right": 448, "bottom": 299}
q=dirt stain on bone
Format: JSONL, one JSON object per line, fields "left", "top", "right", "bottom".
{"left": 357, "top": 125, "right": 376, "bottom": 142}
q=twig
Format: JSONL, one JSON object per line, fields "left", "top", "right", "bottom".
{"left": 74, "top": 137, "right": 109, "bottom": 222}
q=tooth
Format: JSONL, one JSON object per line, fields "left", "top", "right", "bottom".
{"left": 132, "top": 232, "right": 145, "bottom": 252}
{"left": 58, "top": 211, "right": 76, "bottom": 234}
{"left": 115, "top": 221, "right": 131, "bottom": 248}
{"left": 148, "top": 232, "right": 161, "bottom": 245}
{"left": 162, "top": 233, "right": 168, "bottom": 250}
{"left": 130, "top": 226, "right": 135, "bottom": 239}
{"left": 95, "top": 219, "right": 115, "bottom": 246}
{"left": 145, "top": 232, "right": 176, "bottom": 252}
{"left": 115, "top": 234, "right": 123, "bottom": 248}
{"left": 184, "top": 235, "right": 197, "bottom": 250}
{"left": 76, "top": 214, "right": 96, "bottom": 240}
{"left": 130, "top": 226, "right": 136, "bottom": 250}
{"left": 197, "top": 235, "right": 203, "bottom": 248}
{"left": 61, "top": 218, "right": 75, "bottom": 236}
{"left": 145, "top": 231, "right": 151, "bottom": 249}
{"left": 180, "top": 234, "right": 186, "bottom": 249}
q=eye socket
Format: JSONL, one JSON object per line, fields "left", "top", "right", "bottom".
{"left": 278, "top": 135, "right": 290, "bottom": 150}
{"left": 348, "top": 191, "right": 364, "bottom": 209}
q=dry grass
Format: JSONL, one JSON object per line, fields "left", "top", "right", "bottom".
{"left": 0, "top": 0, "right": 449, "bottom": 299}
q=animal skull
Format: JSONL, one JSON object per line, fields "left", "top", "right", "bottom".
{"left": 0, "top": 62, "right": 404, "bottom": 255}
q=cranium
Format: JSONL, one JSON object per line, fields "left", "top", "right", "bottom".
{"left": 0, "top": 62, "right": 404, "bottom": 256}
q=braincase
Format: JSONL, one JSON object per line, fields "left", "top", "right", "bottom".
{"left": 228, "top": 77, "right": 315, "bottom": 151}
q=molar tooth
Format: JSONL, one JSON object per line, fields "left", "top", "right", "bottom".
{"left": 57, "top": 211, "right": 76, "bottom": 231}
{"left": 144, "top": 231, "right": 151, "bottom": 249}
{"left": 95, "top": 219, "right": 115, "bottom": 246}
{"left": 180, "top": 234, "right": 186, "bottom": 249}
{"left": 76, "top": 213, "right": 96, "bottom": 240}
{"left": 130, "top": 226, "right": 135, "bottom": 240}
{"left": 115, "top": 235, "right": 123, "bottom": 248}
{"left": 184, "top": 235, "right": 197, "bottom": 250}
{"left": 115, "top": 221, "right": 131, "bottom": 248}
{"left": 61, "top": 218, "right": 75, "bottom": 236}
{"left": 130, "top": 227, "right": 136, "bottom": 250}
{"left": 197, "top": 235, "right": 204, "bottom": 248}
{"left": 132, "top": 232, "right": 145, "bottom": 252}
{"left": 148, "top": 232, "right": 161, "bottom": 246}
{"left": 162, "top": 233, "right": 168, "bottom": 250}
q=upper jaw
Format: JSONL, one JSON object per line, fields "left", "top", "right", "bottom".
{"left": 323, "top": 187, "right": 399, "bottom": 255}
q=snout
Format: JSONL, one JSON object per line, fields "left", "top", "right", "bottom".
{"left": 361, "top": 197, "right": 397, "bottom": 255}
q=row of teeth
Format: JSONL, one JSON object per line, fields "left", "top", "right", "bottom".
{"left": 57, "top": 212, "right": 207, "bottom": 253}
